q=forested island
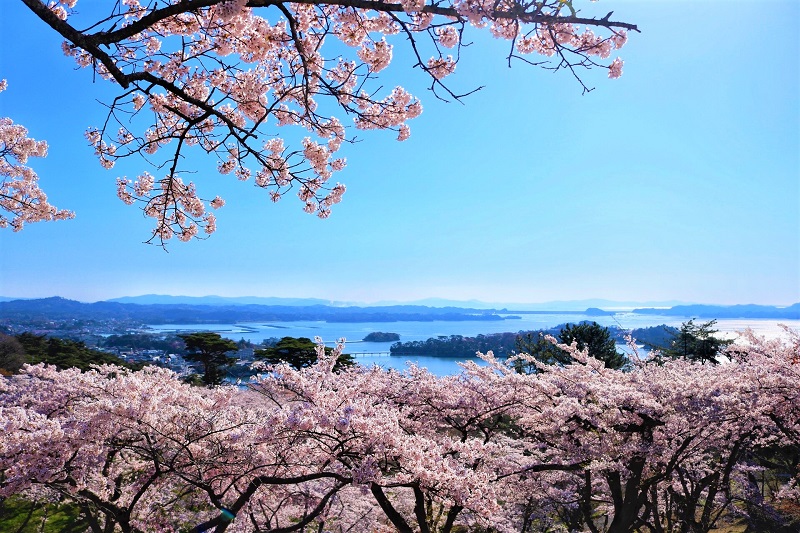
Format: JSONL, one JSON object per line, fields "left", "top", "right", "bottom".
{"left": 389, "top": 323, "right": 679, "bottom": 358}
{"left": 362, "top": 331, "right": 400, "bottom": 342}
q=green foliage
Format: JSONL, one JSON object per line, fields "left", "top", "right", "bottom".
{"left": 179, "top": 332, "right": 239, "bottom": 386}
{"left": 0, "top": 333, "right": 26, "bottom": 375}
{"left": 254, "top": 337, "right": 354, "bottom": 371}
{"left": 660, "top": 319, "right": 732, "bottom": 364}
{"left": 559, "top": 322, "right": 627, "bottom": 370}
{"left": 0, "top": 496, "right": 88, "bottom": 532}
{"left": 512, "top": 322, "right": 626, "bottom": 373}
{"left": 512, "top": 332, "right": 572, "bottom": 373}
{"left": 236, "top": 337, "right": 257, "bottom": 349}
{"left": 391, "top": 332, "right": 522, "bottom": 358}
{"left": 12, "top": 332, "right": 133, "bottom": 372}
{"left": 362, "top": 331, "right": 400, "bottom": 342}
{"left": 102, "top": 333, "right": 182, "bottom": 352}
{"left": 630, "top": 324, "right": 680, "bottom": 350}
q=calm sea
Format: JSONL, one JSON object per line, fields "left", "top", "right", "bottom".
{"left": 145, "top": 313, "right": 799, "bottom": 376}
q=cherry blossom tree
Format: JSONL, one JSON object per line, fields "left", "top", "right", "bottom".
{"left": 3, "top": 333, "right": 798, "bottom": 532}
{"left": 10, "top": 0, "right": 636, "bottom": 243}
{"left": 0, "top": 362, "right": 355, "bottom": 533}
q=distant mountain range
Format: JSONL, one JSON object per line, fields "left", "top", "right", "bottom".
{"left": 107, "top": 295, "right": 337, "bottom": 307}
{"left": 3, "top": 294, "right": 691, "bottom": 310}
{"left": 367, "top": 297, "right": 691, "bottom": 311}
{"left": 0, "top": 297, "right": 508, "bottom": 324}
{"left": 1, "top": 296, "right": 798, "bottom": 323}
{"left": 632, "top": 303, "right": 800, "bottom": 320}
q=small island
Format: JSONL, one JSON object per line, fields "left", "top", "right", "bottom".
{"left": 362, "top": 331, "right": 400, "bottom": 342}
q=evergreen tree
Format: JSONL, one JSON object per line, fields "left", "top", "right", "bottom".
{"left": 0, "top": 334, "right": 26, "bottom": 375}
{"left": 179, "top": 332, "right": 238, "bottom": 386}
{"left": 662, "top": 319, "right": 732, "bottom": 364}
{"left": 255, "top": 337, "right": 354, "bottom": 371}
{"left": 513, "top": 322, "right": 626, "bottom": 373}
{"left": 14, "top": 333, "right": 132, "bottom": 371}
{"left": 559, "top": 322, "right": 627, "bottom": 370}
{"left": 512, "top": 332, "right": 573, "bottom": 374}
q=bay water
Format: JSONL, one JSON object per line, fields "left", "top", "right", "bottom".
{"left": 146, "top": 313, "right": 799, "bottom": 376}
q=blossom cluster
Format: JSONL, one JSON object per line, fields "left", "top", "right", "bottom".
{"left": 2, "top": 330, "right": 798, "bottom": 532}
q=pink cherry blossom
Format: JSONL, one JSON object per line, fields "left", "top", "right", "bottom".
{"left": 427, "top": 56, "right": 457, "bottom": 79}
{"left": 401, "top": 0, "right": 426, "bottom": 14}
{"left": 2, "top": 331, "right": 798, "bottom": 532}
{"left": 609, "top": 57, "right": 624, "bottom": 79}
{"left": 436, "top": 26, "right": 460, "bottom": 49}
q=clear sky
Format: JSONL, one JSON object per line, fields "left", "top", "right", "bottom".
{"left": 0, "top": 0, "right": 798, "bottom": 305}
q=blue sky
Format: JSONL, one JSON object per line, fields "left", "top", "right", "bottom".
{"left": 0, "top": 0, "right": 798, "bottom": 305}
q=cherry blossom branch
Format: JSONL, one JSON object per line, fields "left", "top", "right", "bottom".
{"left": 0, "top": 80, "right": 74, "bottom": 231}
{"left": 190, "top": 474, "right": 350, "bottom": 533}
{"left": 18, "top": 0, "right": 635, "bottom": 244}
